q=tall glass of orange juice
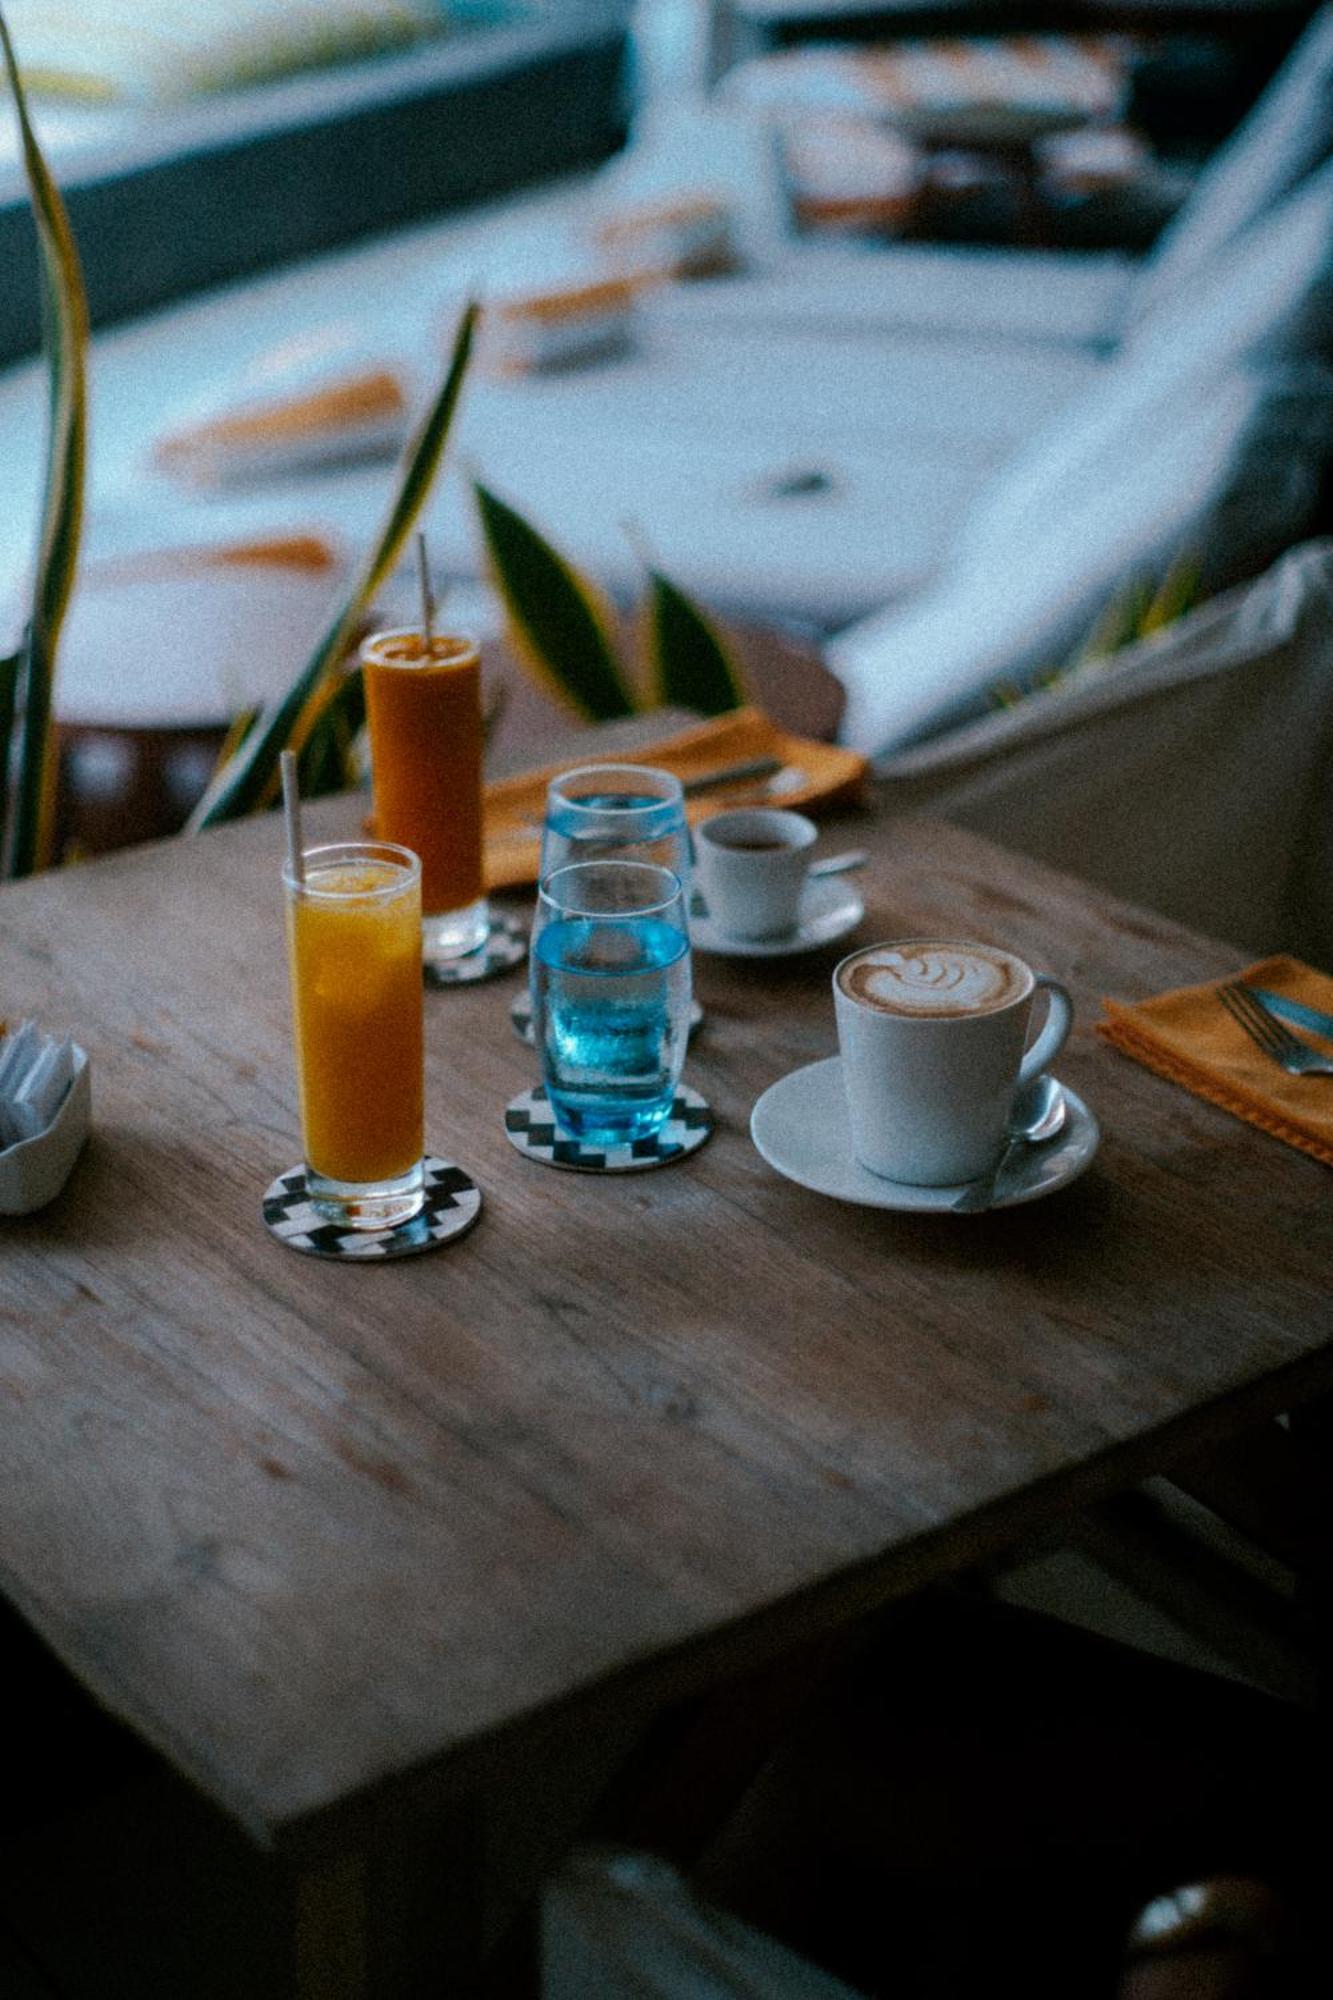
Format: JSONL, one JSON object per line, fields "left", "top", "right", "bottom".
{"left": 361, "top": 628, "right": 488, "bottom": 964}
{"left": 284, "top": 840, "right": 424, "bottom": 1230}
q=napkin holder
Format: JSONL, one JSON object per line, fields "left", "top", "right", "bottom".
{"left": 0, "top": 1044, "right": 91, "bottom": 1215}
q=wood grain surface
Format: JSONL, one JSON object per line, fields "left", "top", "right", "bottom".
{"left": 2, "top": 790, "right": 1330, "bottom": 1866}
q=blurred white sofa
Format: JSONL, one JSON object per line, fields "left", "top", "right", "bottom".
{"left": 688, "top": 4, "right": 1333, "bottom": 354}
{"left": 445, "top": 7, "right": 1333, "bottom": 661}
{"left": 813, "top": 6, "right": 1333, "bottom": 757}
{"left": 876, "top": 538, "right": 1333, "bottom": 970}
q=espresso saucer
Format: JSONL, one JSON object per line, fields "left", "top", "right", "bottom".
{"left": 750, "top": 1058, "right": 1099, "bottom": 1213}
{"left": 690, "top": 876, "right": 863, "bottom": 959}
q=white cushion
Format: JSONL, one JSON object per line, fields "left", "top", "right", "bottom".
{"left": 827, "top": 367, "right": 1333, "bottom": 759}
{"left": 1128, "top": 6, "right": 1333, "bottom": 329}
{"left": 872, "top": 539, "right": 1333, "bottom": 967}
{"left": 1121, "top": 150, "right": 1333, "bottom": 372}
{"left": 444, "top": 320, "right": 1099, "bottom": 626}
{"left": 956, "top": 163, "right": 1333, "bottom": 576}
{"left": 646, "top": 243, "right": 1136, "bottom": 349}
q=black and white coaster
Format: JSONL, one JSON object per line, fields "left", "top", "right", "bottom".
{"left": 424, "top": 915, "right": 527, "bottom": 988}
{"left": 508, "top": 990, "right": 705, "bottom": 1046}
{"left": 503, "top": 1082, "right": 714, "bottom": 1173}
{"left": 262, "top": 1156, "right": 482, "bottom": 1260}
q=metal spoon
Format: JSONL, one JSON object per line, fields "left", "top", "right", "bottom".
{"left": 809, "top": 849, "right": 867, "bottom": 880}
{"left": 951, "top": 1074, "right": 1067, "bottom": 1213}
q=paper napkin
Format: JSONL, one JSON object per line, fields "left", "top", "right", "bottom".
{"left": 1100, "top": 954, "right": 1333, "bottom": 1167}
{"left": 0, "top": 1021, "right": 77, "bottom": 1149}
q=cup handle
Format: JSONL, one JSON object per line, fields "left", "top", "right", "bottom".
{"left": 1017, "top": 975, "right": 1073, "bottom": 1088}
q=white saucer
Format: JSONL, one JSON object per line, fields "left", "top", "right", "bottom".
{"left": 690, "top": 876, "right": 864, "bottom": 958}
{"left": 750, "top": 1058, "right": 1099, "bottom": 1213}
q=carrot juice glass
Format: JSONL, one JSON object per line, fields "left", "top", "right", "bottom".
{"left": 284, "top": 841, "right": 425, "bottom": 1230}
{"left": 362, "top": 628, "right": 489, "bottom": 964}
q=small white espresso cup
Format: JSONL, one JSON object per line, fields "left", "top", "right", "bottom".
{"left": 833, "top": 938, "right": 1073, "bottom": 1185}
{"left": 695, "top": 808, "right": 817, "bottom": 940}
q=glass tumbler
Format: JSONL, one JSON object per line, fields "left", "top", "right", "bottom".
{"left": 530, "top": 860, "right": 691, "bottom": 1148}
{"left": 361, "top": 627, "right": 489, "bottom": 964}
{"left": 540, "top": 764, "right": 692, "bottom": 899}
{"left": 284, "top": 841, "right": 425, "bottom": 1229}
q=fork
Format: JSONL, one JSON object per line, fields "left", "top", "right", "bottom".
{"left": 1218, "top": 982, "right": 1333, "bottom": 1076}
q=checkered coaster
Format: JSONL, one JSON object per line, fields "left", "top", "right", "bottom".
{"left": 424, "top": 915, "right": 527, "bottom": 988}
{"left": 504, "top": 1083, "right": 713, "bottom": 1173}
{"left": 262, "top": 1156, "right": 482, "bottom": 1259}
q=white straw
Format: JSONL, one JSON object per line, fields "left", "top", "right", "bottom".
{"left": 280, "top": 749, "right": 304, "bottom": 886}
{"left": 416, "top": 530, "right": 435, "bottom": 657}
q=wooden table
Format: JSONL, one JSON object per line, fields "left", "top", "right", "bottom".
{"left": 3, "top": 791, "right": 1331, "bottom": 1995}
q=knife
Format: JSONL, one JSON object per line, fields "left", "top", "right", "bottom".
{"left": 681, "top": 756, "right": 784, "bottom": 796}
{"left": 1247, "top": 986, "right": 1333, "bottom": 1044}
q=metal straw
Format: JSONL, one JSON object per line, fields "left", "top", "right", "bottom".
{"left": 280, "top": 749, "right": 304, "bottom": 887}
{"left": 415, "top": 530, "right": 435, "bottom": 657}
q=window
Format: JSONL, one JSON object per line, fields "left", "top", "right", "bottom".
{"left": 0, "top": 1, "right": 633, "bottom": 364}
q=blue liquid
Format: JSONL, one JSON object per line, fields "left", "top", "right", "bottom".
{"left": 557, "top": 790, "right": 663, "bottom": 815}
{"left": 543, "top": 794, "right": 691, "bottom": 888}
{"left": 533, "top": 916, "right": 690, "bottom": 1145}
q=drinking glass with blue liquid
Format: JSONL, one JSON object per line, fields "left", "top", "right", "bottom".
{"left": 540, "top": 764, "right": 691, "bottom": 895}
{"left": 531, "top": 861, "right": 692, "bottom": 1147}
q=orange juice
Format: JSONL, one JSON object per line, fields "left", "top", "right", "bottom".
{"left": 285, "top": 845, "right": 423, "bottom": 1212}
{"left": 362, "top": 631, "right": 486, "bottom": 957}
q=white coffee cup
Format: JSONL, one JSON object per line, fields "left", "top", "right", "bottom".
{"left": 695, "top": 808, "right": 816, "bottom": 940}
{"left": 833, "top": 938, "right": 1073, "bottom": 1185}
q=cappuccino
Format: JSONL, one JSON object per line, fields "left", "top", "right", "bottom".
{"left": 832, "top": 938, "right": 1073, "bottom": 1184}
{"left": 837, "top": 940, "right": 1031, "bottom": 1019}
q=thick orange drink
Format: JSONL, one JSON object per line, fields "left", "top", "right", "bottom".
{"left": 362, "top": 629, "right": 488, "bottom": 960}
{"left": 285, "top": 842, "right": 424, "bottom": 1227}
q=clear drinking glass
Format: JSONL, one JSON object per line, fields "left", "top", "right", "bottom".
{"left": 540, "top": 764, "right": 692, "bottom": 897}
{"left": 530, "top": 860, "right": 691, "bottom": 1147}
{"left": 284, "top": 841, "right": 425, "bottom": 1229}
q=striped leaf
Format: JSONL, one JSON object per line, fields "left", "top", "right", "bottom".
{"left": 1, "top": 6, "right": 88, "bottom": 878}
{"left": 296, "top": 665, "right": 366, "bottom": 800}
{"left": 189, "top": 300, "right": 478, "bottom": 829}
{"left": 644, "top": 566, "right": 744, "bottom": 716}
{"left": 1139, "top": 553, "right": 1200, "bottom": 638}
{"left": 473, "top": 481, "right": 635, "bottom": 721}
{"left": 1068, "top": 575, "right": 1150, "bottom": 672}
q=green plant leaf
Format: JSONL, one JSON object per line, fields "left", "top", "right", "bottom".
{"left": 1, "top": 5, "right": 88, "bottom": 879}
{"left": 1069, "top": 575, "right": 1150, "bottom": 672}
{"left": 297, "top": 665, "right": 366, "bottom": 800}
{"left": 189, "top": 300, "right": 479, "bottom": 829}
{"left": 1139, "top": 553, "right": 1200, "bottom": 638}
{"left": 644, "top": 567, "right": 744, "bottom": 716}
{"left": 473, "top": 481, "right": 635, "bottom": 721}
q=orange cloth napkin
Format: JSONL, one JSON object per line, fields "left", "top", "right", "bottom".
{"left": 1099, "top": 954, "right": 1333, "bottom": 1167}
{"left": 482, "top": 706, "right": 867, "bottom": 892}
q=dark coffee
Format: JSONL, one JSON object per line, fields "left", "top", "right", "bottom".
{"left": 709, "top": 833, "right": 787, "bottom": 852}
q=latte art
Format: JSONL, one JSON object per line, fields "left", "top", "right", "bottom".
{"left": 838, "top": 941, "right": 1030, "bottom": 1018}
